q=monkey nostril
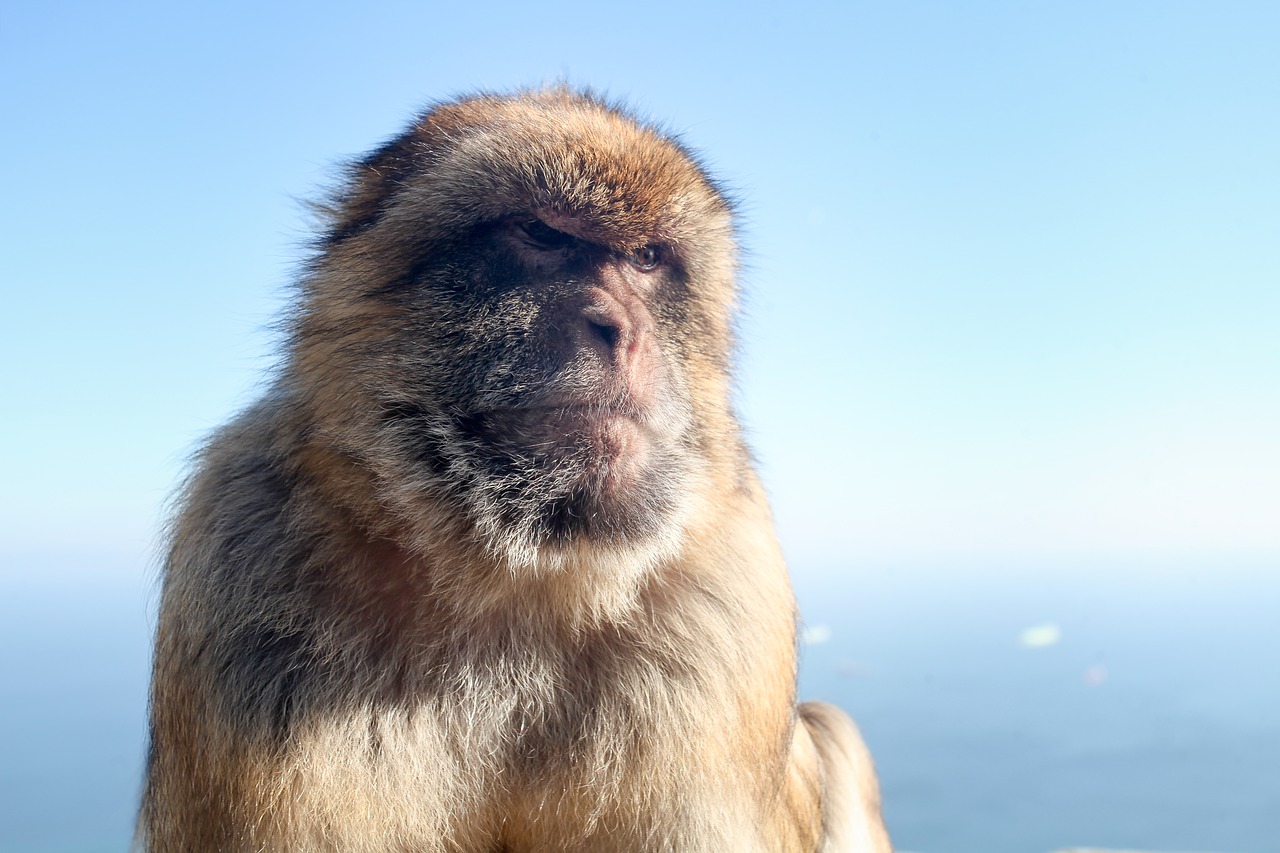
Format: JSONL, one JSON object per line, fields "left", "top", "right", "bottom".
{"left": 581, "top": 289, "right": 635, "bottom": 359}
{"left": 590, "top": 318, "right": 621, "bottom": 352}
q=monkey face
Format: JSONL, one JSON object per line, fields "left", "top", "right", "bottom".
{"left": 379, "top": 214, "right": 699, "bottom": 566}
{"left": 297, "top": 92, "right": 738, "bottom": 573}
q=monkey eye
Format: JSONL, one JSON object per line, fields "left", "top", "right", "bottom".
{"left": 628, "top": 244, "right": 662, "bottom": 271}
{"left": 518, "top": 219, "right": 576, "bottom": 250}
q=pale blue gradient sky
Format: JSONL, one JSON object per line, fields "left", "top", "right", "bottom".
{"left": 2, "top": 0, "right": 1277, "bottom": 575}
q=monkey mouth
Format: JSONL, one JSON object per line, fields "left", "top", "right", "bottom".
{"left": 464, "top": 402, "right": 659, "bottom": 486}
{"left": 512, "top": 404, "right": 650, "bottom": 455}
{"left": 517, "top": 404, "right": 687, "bottom": 545}
{"left": 561, "top": 407, "right": 652, "bottom": 479}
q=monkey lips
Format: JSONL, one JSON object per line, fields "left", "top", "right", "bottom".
{"left": 461, "top": 395, "right": 682, "bottom": 524}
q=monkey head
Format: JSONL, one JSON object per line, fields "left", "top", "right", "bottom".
{"left": 290, "top": 91, "right": 741, "bottom": 581}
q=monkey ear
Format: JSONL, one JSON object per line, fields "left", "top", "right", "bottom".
{"left": 318, "top": 126, "right": 431, "bottom": 246}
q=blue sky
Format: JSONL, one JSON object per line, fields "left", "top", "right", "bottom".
{"left": 2, "top": 0, "right": 1277, "bottom": 575}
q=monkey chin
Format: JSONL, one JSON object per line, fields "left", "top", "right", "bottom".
{"left": 471, "top": 406, "right": 699, "bottom": 606}
{"left": 521, "top": 492, "right": 696, "bottom": 627}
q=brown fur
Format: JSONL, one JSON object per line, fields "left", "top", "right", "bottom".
{"left": 139, "top": 88, "right": 892, "bottom": 852}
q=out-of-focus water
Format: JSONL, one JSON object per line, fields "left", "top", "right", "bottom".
{"left": 3, "top": 555, "right": 1277, "bottom": 852}
{"left": 1, "top": 557, "right": 154, "bottom": 853}
{"left": 795, "top": 559, "right": 1280, "bottom": 853}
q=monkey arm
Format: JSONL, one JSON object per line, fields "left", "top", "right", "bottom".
{"left": 796, "top": 701, "right": 894, "bottom": 853}
{"left": 691, "top": 491, "right": 892, "bottom": 853}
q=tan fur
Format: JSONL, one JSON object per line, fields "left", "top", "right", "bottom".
{"left": 139, "top": 88, "right": 891, "bottom": 852}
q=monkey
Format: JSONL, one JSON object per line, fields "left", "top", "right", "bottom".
{"left": 139, "top": 88, "right": 892, "bottom": 853}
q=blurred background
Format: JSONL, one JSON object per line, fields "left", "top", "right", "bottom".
{"left": 2, "top": 2, "right": 1276, "bottom": 851}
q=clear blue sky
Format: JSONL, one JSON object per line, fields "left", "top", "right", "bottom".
{"left": 2, "top": 0, "right": 1277, "bottom": 576}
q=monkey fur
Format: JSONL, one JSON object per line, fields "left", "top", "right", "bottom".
{"left": 139, "top": 89, "right": 892, "bottom": 852}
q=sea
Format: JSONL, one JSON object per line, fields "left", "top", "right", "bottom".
{"left": 3, "top": 554, "right": 1277, "bottom": 853}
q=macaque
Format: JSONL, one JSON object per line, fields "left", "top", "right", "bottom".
{"left": 139, "top": 88, "right": 892, "bottom": 852}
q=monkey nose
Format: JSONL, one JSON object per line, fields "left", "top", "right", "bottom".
{"left": 581, "top": 289, "right": 634, "bottom": 360}
{"left": 578, "top": 287, "right": 663, "bottom": 408}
